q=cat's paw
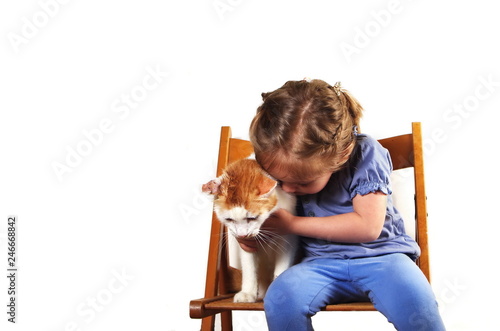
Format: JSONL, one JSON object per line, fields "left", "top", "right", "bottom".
{"left": 234, "top": 291, "right": 257, "bottom": 303}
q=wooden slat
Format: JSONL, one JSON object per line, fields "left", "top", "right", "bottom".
{"left": 206, "top": 296, "right": 263, "bottom": 311}
{"left": 323, "top": 302, "right": 376, "bottom": 312}
{"left": 190, "top": 294, "right": 236, "bottom": 319}
{"left": 412, "top": 122, "right": 430, "bottom": 282}
{"left": 217, "top": 127, "right": 232, "bottom": 176}
{"left": 193, "top": 295, "right": 376, "bottom": 316}
{"left": 378, "top": 133, "right": 413, "bottom": 170}
{"left": 228, "top": 138, "right": 254, "bottom": 164}
{"left": 200, "top": 127, "right": 233, "bottom": 331}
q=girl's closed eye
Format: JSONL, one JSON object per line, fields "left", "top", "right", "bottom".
{"left": 273, "top": 173, "right": 333, "bottom": 195}
{"left": 277, "top": 180, "right": 309, "bottom": 187}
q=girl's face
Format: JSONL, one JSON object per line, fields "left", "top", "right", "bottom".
{"left": 264, "top": 165, "right": 333, "bottom": 196}
{"left": 258, "top": 151, "right": 349, "bottom": 196}
{"left": 279, "top": 173, "right": 332, "bottom": 195}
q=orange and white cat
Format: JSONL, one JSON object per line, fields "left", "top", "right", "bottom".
{"left": 203, "top": 159, "right": 297, "bottom": 303}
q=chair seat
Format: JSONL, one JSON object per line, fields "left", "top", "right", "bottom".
{"left": 190, "top": 294, "right": 376, "bottom": 319}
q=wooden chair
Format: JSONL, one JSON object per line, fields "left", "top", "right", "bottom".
{"left": 190, "top": 122, "right": 430, "bottom": 330}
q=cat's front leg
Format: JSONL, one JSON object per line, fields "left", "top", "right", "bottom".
{"left": 234, "top": 249, "right": 259, "bottom": 303}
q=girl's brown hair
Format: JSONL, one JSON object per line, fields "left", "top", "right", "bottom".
{"left": 249, "top": 79, "right": 363, "bottom": 179}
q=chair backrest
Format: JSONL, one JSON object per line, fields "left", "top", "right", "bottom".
{"left": 378, "top": 122, "right": 429, "bottom": 279}
{"left": 202, "top": 122, "right": 430, "bottom": 304}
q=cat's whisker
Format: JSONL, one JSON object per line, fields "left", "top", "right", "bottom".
{"left": 210, "top": 230, "right": 234, "bottom": 253}
{"left": 256, "top": 231, "right": 288, "bottom": 254}
{"left": 259, "top": 229, "right": 289, "bottom": 247}
{"left": 268, "top": 235, "right": 293, "bottom": 254}
{"left": 254, "top": 234, "right": 272, "bottom": 255}
{"left": 263, "top": 230, "right": 293, "bottom": 246}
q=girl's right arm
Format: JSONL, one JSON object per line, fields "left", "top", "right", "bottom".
{"left": 270, "top": 191, "right": 387, "bottom": 243}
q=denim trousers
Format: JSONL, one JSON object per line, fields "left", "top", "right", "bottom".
{"left": 264, "top": 253, "right": 446, "bottom": 331}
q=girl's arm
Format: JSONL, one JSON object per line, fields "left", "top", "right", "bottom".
{"left": 271, "top": 191, "right": 387, "bottom": 243}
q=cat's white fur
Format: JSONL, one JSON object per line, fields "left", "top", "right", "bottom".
{"left": 218, "top": 188, "right": 297, "bottom": 302}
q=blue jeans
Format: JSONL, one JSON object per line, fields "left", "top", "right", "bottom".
{"left": 264, "top": 253, "right": 446, "bottom": 331}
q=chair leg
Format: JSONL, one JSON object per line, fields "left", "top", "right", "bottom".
{"left": 201, "top": 315, "right": 215, "bottom": 331}
{"left": 221, "top": 311, "right": 233, "bottom": 331}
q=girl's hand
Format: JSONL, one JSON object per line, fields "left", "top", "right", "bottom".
{"left": 236, "top": 209, "right": 295, "bottom": 253}
{"left": 236, "top": 237, "right": 259, "bottom": 253}
{"left": 262, "top": 209, "right": 295, "bottom": 235}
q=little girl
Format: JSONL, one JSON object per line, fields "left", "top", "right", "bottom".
{"left": 242, "top": 79, "right": 446, "bottom": 330}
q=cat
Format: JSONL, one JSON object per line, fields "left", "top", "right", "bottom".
{"left": 202, "top": 158, "right": 297, "bottom": 303}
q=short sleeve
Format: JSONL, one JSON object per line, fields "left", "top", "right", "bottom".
{"left": 348, "top": 135, "right": 393, "bottom": 199}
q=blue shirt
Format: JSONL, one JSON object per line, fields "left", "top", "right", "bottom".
{"left": 299, "top": 134, "right": 420, "bottom": 261}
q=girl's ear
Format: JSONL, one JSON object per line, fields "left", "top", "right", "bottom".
{"left": 258, "top": 176, "right": 277, "bottom": 197}
{"left": 202, "top": 177, "right": 222, "bottom": 195}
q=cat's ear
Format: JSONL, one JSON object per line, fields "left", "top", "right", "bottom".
{"left": 202, "top": 177, "right": 222, "bottom": 195}
{"left": 258, "top": 176, "right": 277, "bottom": 198}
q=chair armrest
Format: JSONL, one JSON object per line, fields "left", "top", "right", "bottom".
{"left": 189, "top": 294, "right": 235, "bottom": 318}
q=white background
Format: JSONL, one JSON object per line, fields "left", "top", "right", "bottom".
{"left": 1, "top": 0, "right": 499, "bottom": 330}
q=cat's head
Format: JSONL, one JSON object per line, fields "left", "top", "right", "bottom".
{"left": 202, "top": 159, "right": 278, "bottom": 239}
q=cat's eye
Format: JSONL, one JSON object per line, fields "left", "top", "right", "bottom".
{"left": 246, "top": 216, "right": 258, "bottom": 221}
{"left": 225, "top": 218, "right": 234, "bottom": 222}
